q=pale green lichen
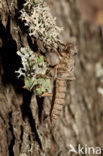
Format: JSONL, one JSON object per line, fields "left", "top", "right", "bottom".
{"left": 16, "top": 0, "right": 64, "bottom": 95}
{"left": 16, "top": 47, "right": 50, "bottom": 95}
{"left": 97, "top": 87, "right": 103, "bottom": 95}
{"left": 0, "top": 0, "right": 2, "bottom": 9}
{"left": 95, "top": 62, "right": 103, "bottom": 96}
{"left": 33, "top": 0, "right": 43, "bottom": 4}
{"left": 95, "top": 62, "right": 103, "bottom": 78}
{"left": 35, "top": 78, "right": 50, "bottom": 95}
{"left": 20, "top": 0, "right": 63, "bottom": 50}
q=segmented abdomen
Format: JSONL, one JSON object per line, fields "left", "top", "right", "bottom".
{"left": 50, "top": 79, "right": 66, "bottom": 125}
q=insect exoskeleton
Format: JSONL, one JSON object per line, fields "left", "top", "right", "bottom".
{"left": 50, "top": 43, "right": 77, "bottom": 126}
{"left": 50, "top": 79, "right": 66, "bottom": 125}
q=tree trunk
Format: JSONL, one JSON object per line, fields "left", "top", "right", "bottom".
{"left": 0, "top": 0, "right": 103, "bottom": 156}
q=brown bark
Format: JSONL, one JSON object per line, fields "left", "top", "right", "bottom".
{"left": 0, "top": 0, "right": 103, "bottom": 156}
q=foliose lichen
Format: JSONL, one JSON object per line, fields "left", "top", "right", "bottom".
{"left": 16, "top": 0, "right": 65, "bottom": 96}
{"left": 20, "top": 0, "right": 63, "bottom": 50}
{"left": 16, "top": 47, "right": 50, "bottom": 95}
{"left": 0, "top": 0, "right": 2, "bottom": 9}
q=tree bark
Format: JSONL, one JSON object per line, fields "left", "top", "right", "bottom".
{"left": 0, "top": 0, "right": 103, "bottom": 156}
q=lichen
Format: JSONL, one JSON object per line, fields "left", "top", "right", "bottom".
{"left": 20, "top": 0, "right": 63, "bottom": 50}
{"left": 97, "top": 87, "right": 103, "bottom": 95}
{"left": 16, "top": 47, "right": 50, "bottom": 95}
{"left": 0, "top": 0, "right": 2, "bottom": 9}
{"left": 95, "top": 62, "right": 103, "bottom": 95}
{"left": 95, "top": 62, "right": 103, "bottom": 78}
{"left": 16, "top": 0, "right": 65, "bottom": 96}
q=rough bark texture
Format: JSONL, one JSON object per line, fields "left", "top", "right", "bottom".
{"left": 0, "top": 0, "right": 103, "bottom": 156}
